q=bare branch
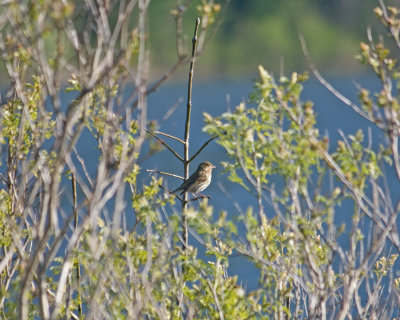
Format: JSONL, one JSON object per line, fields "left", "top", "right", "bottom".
{"left": 188, "top": 136, "right": 217, "bottom": 163}
{"left": 145, "top": 129, "right": 183, "bottom": 161}
{"left": 145, "top": 169, "right": 184, "bottom": 180}
{"left": 299, "top": 34, "right": 386, "bottom": 131}
{"left": 151, "top": 130, "right": 185, "bottom": 144}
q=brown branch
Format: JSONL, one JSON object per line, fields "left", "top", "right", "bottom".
{"left": 129, "top": 56, "right": 188, "bottom": 110}
{"left": 299, "top": 34, "right": 386, "bottom": 131}
{"left": 184, "top": 18, "right": 201, "bottom": 167}
{"left": 182, "top": 17, "right": 201, "bottom": 249}
{"left": 145, "top": 169, "right": 184, "bottom": 180}
{"left": 152, "top": 130, "right": 185, "bottom": 144}
{"left": 165, "top": 190, "right": 210, "bottom": 203}
{"left": 145, "top": 129, "right": 183, "bottom": 161}
{"left": 157, "top": 184, "right": 210, "bottom": 202}
{"left": 188, "top": 195, "right": 211, "bottom": 202}
{"left": 71, "top": 173, "right": 82, "bottom": 318}
{"left": 188, "top": 136, "right": 217, "bottom": 163}
{"left": 379, "top": 0, "right": 400, "bottom": 50}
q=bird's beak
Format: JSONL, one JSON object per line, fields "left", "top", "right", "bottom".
{"left": 212, "top": 164, "right": 216, "bottom": 169}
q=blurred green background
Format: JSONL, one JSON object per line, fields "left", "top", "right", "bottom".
{"left": 0, "top": 0, "right": 394, "bottom": 84}
{"left": 149, "top": 0, "right": 393, "bottom": 81}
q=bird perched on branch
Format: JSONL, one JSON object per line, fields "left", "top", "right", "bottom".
{"left": 172, "top": 161, "right": 215, "bottom": 197}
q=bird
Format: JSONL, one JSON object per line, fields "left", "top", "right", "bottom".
{"left": 172, "top": 161, "right": 216, "bottom": 197}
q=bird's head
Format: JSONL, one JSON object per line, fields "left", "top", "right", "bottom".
{"left": 198, "top": 161, "right": 216, "bottom": 171}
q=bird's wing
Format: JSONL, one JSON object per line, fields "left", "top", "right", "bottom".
{"left": 172, "top": 170, "right": 196, "bottom": 193}
{"left": 176, "top": 169, "right": 204, "bottom": 194}
{"left": 195, "top": 170, "right": 208, "bottom": 183}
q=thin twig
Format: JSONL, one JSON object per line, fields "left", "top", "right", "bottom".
{"left": 71, "top": 173, "right": 82, "bottom": 318}
{"left": 129, "top": 56, "right": 188, "bottom": 110}
{"left": 145, "top": 129, "right": 183, "bottom": 161}
{"left": 158, "top": 184, "right": 210, "bottom": 202}
{"left": 161, "top": 98, "right": 184, "bottom": 124}
{"left": 152, "top": 130, "right": 185, "bottom": 144}
{"left": 299, "top": 34, "right": 385, "bottom": 131}
{"left": 188, "top": 136, "right": 217, "bottom": 163}
{"left": 182, "top": 17, "right": 201, "bottom": 248}
{"left": 145, "top": 169, "right": 184, "bottom": 180}
{"left": 187, "top": 195, "right": 211, "bottom": 202}
{"left": 379, "top": 0, "right": 400, "bottom": 50}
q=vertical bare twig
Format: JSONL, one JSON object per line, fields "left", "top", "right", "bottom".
{"left": 71, "top": 173, "right": 82, "bottom": 318}
{"left": 182, "top": 17, "right": 200, "bottom": 248}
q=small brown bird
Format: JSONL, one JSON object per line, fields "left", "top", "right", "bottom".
{"left": 172, "top": 161, "right": 216, "bottom": 197}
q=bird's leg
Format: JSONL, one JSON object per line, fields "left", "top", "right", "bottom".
{"left": 194, "top": 192, "right": 206, "bottom": 198}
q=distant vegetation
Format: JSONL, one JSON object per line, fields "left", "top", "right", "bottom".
{"left": 0, "top": 1, "right": 390, "bottom": 84}
{"left": 148, "top": 0, "right": 385, "bottom": 79}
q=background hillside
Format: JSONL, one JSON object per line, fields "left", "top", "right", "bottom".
{"left": 148, "top": 0, "right": 395, "bottom": 81}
